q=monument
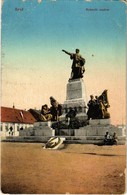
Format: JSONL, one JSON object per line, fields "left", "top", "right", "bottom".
{"left": 8, "top": 48, "right": 125, "bottom": 145}
{"left": 60, "top": 49, "right": 87, "bottom": 122}
{"left": 50, "top": 49, "right": 125, "bottom": 144}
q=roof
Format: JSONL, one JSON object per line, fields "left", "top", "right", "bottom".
{"left": 1, "top": 107, "right": 36, "bottom": 124}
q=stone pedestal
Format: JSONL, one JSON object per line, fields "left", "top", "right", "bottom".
{"left": 60, "top": 78, "right": 87, "bottom": 121}
{"left": 89, "top": 118, "right": 111, "bottom": 125}
{"left": 19, "top": 122, "right": 55, "bottom": 137}
{"left": 66, "top": 78, "right": 86, "bottom": 101}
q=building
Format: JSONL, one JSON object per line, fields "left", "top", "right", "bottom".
{"left": 1, "top": 106, "right": 36, "bottom": 137}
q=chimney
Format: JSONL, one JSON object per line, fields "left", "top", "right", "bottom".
{"left": 13, "top": 103, "right": 15, "bottom": 109}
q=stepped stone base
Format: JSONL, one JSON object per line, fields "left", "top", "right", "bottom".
{"left": 2, "top": 135, "right": 126, "bottom": 145}
{"left": 59, "top": 113, "right": 87, "bottom": 122}
{"left": 89, "top": 119, "right": 111, "bottom": 125}
{"left": 19, "top": 122, "right": 55, "bottom": 137}
{"left": 74, "top": 125, "right": 124, "bottom": 136}
{"left": 10, "top": 120, "right": 125, "bottom": 145}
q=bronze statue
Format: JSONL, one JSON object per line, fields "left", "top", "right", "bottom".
{"left": 49, "top": 96, "right": 63, "bottom": 121}
{"left": 40, "top": 104, "right": 52, "bottom": 121}
{"left": 98, "top": 89, "right": 110, "bottom": 119}
{"left": 87, "top": 90, "right": 110, "bottom": 120}
{"left": 65, "top": 107, "right": 80, "bottom": 129}
{"left": 87, "top": 95, "right": 96, "bottom": 120}
{"left": 62, "top": 49, "right": 85, "bottom": 80}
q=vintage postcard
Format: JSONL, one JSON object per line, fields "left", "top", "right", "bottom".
{"left": 1, "top": 0, "right": 126, "bottom": 194}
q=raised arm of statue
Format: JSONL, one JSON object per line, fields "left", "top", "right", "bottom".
{"left": 62, "top": 50, "right": 72, "bottom": 56}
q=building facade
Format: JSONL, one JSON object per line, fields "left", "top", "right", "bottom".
{"left": 1, "top": 106, "right": 36, "bottom": 137}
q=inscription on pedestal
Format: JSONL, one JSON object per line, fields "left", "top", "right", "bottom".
{"left": 66, "top": 79, "right": 85, "bottom": 100}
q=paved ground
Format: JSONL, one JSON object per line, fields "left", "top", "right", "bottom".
{"left": 1, "top": 142, "right": 126, "bottom": 194}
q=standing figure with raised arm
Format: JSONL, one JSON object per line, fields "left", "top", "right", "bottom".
{"left": 62, "top": 49, "right": 85, "bottom": 80}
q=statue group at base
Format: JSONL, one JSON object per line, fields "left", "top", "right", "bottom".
{"left": 51, "top": 88, "right": 110, "bottom": 130}
{"left": 40, "top": 97, "right": 62, "bottom": 122}
{"left": 52, "top": 107, "right": 88, "bottom": 131}
{"left": 29, "top": 97, "right": 62, "bottom": 122}
{"left": 87, "top": 90, "right": 110, "bottom": 120}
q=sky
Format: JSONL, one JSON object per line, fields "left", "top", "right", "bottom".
{"left": 1, "top": 0, "right": 126, "bottom": 125}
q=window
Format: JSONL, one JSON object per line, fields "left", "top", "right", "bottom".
{"left": 0, "top": 124, "right": 3, "bottom": 131}
{"left": 5, "top": 125, "right": 9, "bottom": 132}
{"left": 17, "top": 125, "right": 20, "bottom": 131}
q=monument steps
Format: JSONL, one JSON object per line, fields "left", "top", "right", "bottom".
{"left": 2, "top": 135, "right": 126, "bottom": 145}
